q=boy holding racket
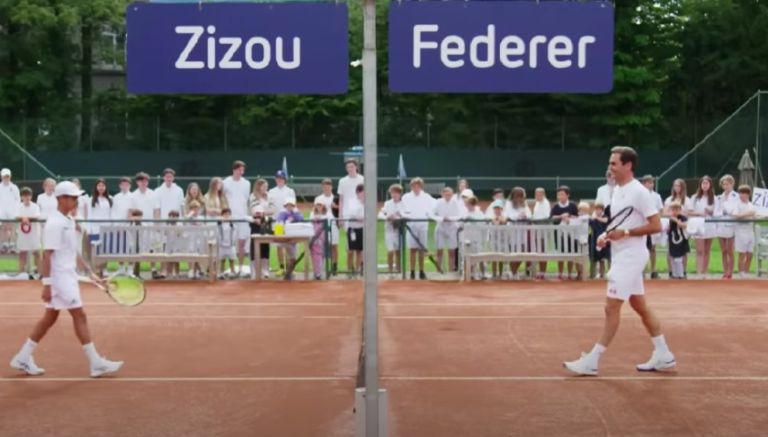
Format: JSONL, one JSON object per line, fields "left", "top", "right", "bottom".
{"left": 10, "top": 181, "right": 123, "bottom": 378}
{"left": 564, "top": 146, "right": 675, "bottom": 376}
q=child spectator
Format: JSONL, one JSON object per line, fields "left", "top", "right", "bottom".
{"left": 36, "top": 178, "right": 57, "bottom": 221}
{"left": 433, "top": 187, "right": 463, "bottom": 273}
{"left": 569, "top": 202, "right": 592, "bottom": 280}
{"left": 16, "top": 187, "right": 40, "bottom": 276}
{"left": 87, "top": 179, "right": 113, "bottom": 276}
{"left": 689, "top": 175, "right": 717, "bottom": 278}
{"left": 550, "top": 185, "right": 578, "bottom": 280}
{"left": 716, "top": 174, "right": 739, "bottom": 279}
{"left": 276, "top": 198, "right": 304, "bottom": 280}
{"left": 223, "top": 161, "right": 251, "bottom": 277}
{"left": 532, "top": 187, "right": 551, "bottom": 279}
{"left": 667, "top": 202, "right": 689, "bottom": 279}
{"left": 184, "top": 183, "right": 205, "bottom": 217}
{"left": 165, "top": 210, "right": 182, "bottom": 279}
{"left": 378, "top": 184, "right": 404, "bottom": 276}
{"left": 589, "top": 203, "right": 610, "bottom": 279}
{"left": 129, "top": 209, "right": 144, "bottom": 277}
{"left": 489, "top": 199, "right": 507, "bottom": 279}
{"left": 308, "top": 201, "right": 329, "bottom": 280}
{"left": 463, "top": 196, "right": 487, "bottom": 280}
{"left": 157, "top": 168, "right": 185, "bottom": 219}
{"left": 733, "top": 185, "right": 756, "bottom": 278}
{"left": 249, "top": 205, "right": 273, "bottom": 279}
{"left": 186, "top": 200, "right": 204, "bottom": 279}
{"left": 204, "top": 177, "right": 228, "bottom": 218}
{"left": 314, "top": 178, "right": 340, "bottom": 276}
{"left": 507, "top": 187, "right": 532, "bottom": 279}
{"left": 401, "top": 178, "right": 436, "bottom": 280}
{"left": 131, "top": 172, "right": 161, "bottom": 278}
{"left": 642, "top": 175, "right": 664, "bottom": 279}
{"left": 269, "top": 171, "right": 297, "bottom": 276}
{"left": 218, "top": 208, "right": 237, "bottom": 279}
{"left": 346, "top": 185, "right": 365, "bottom": 277}
{"left": 485, "top": 188, "right": 506, "bottom": 219}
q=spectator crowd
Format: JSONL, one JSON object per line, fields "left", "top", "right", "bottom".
{"left": 0, "top": 159, "right": 762, "bottom": 281}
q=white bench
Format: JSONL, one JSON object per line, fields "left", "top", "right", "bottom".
{"left": 460, "top": 223, "right": 589, "bottom": 281}
{"left": 91, "top": 224, "right": 219, "bottom": 281}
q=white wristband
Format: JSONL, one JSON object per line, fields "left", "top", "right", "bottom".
{"left": 41, "top": 278, "right": 52, "bottom": 286}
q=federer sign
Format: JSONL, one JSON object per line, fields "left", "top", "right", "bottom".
{"left": 126, "top": 2, "right": 348, "bottom": 94}
{"left": 388, "top": 1, "right": 614, "bottom": 93}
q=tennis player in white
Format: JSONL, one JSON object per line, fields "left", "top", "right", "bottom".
{"left": 10, "top": 181, "right": 123, "bottom": 378}
{"left": 564, "top": 146, "right": 675, "bottom": 376}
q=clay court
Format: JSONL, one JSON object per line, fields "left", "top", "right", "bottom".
{"left": 1, "top": 279, "right": 767, "bottom": 436}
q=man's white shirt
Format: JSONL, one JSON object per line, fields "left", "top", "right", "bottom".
{"left": 155, "top": 183, "right": 185, "bottom": 218}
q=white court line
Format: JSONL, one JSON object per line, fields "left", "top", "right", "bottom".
{"left": 382, "top": 376, "right": 768, "bottom": 382}
{"left": 0, "top": 376, "right": 353, "bottom": 383}
{"left": 0, "top": 315, "right": 354, "bottom": 320}
{"left": 381, "top": 302, "right": 768, "bottom": 307}
{"left": 0, "top": 302, "right": 348, "bottom": 307}
{"left": 383, "top": 315, "right": 768, "bottom": 320}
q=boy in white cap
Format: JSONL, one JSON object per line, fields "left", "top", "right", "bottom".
{"left": 276, "top": 197, "right": 303, "bottom": 280}
{"left": 0, "top": 168, "right": 20, "bottom": 253}
{"left": 10, "top": 181, "right": 123, "bottom": 378}
{"left": 268, "top": 170, "right": 296, "bottom": 275}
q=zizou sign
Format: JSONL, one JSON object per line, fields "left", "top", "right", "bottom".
{"left": 388, "top": 1, "right": 614, "bottom": 93}
{"left": 126, "top": 2, "right": 348, "bottom": 94}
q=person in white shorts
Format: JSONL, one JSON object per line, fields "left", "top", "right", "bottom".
{"left": 716, "top": 175, "right": 739, "bottom": 279}
{"left": 688, "top": 176, "right": 718, "bottom": 277}
{"left": 378, "top": 184, "right": 404, "bottom": 275}
{"left": 733, "top": 185, "right": 756, "bottom": 278}
{"left": 401, "top": 177, "right": 436, "bottom": 280}
{"left": 217, "top": 208, "right": 237, "bottom": 279}
{"left": 222, "top": 161, "right": 251, "bottom": 277}
{"left": 433, "top": 187, "right": 463, "bottom": 272}
{"left": 564, "top": 146, "right": 675, "bottom": 376}
{"left": 0, "top": 168, "right": 20, "bottom": 253}
{"left": 9, "top": 181, "right": 123, "bottom": 378}
{"left": 641, "top": 175, "right": 664, "bottom": 279}
{"left": 17, "top": 187, "right": 41, "bottom": 276}
{"left": 131, "top": 172, "right": 161, "bottom": 278}
{"left": 314, "top": 179, "right": 340, "bottom": 275}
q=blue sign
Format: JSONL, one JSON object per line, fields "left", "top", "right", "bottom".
{"left": 388, "top": 1, "right": 614, "bottom": 93}
{"left": 126, "top": 2, "right": 348, "bottom": 94}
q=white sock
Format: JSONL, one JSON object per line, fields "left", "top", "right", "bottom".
{"left": 83, "top": 343, "right": 101, "bottom": 365}
{"left": 17, "top": 338, "right": 38, "bottom": 361}
{"left": 651, "top": 335, "right": 670, "bottom": 353}
{"left": 587, "top": 343, "right": 607, "bottom": 362}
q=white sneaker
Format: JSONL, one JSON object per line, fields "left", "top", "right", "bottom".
{"left": 636, "top": 350, "right": 676, "bottom": 372}
{"left": 10, "top": 355, "right": 45, "bottom": 376}
{"left": 262, "top": 269, "right": 270, "bottom": 279}
{"left": 502, "top": 272, "right": 512, "bottom": 280}
{"left": 563, "top": 353, "right": 598, "bottom": 376}
{"left": 90, "top": 357, "right": 124, "bottom": 378}
{"left": 187, "top": 270, "right": 195, "bottom": 279}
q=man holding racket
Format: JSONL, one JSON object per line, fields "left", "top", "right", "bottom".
{"left": 10, "top": 181, "right": 123, "bottom": 378}
{"left": 564, "top": 146, "right": 675, "bottom": 376}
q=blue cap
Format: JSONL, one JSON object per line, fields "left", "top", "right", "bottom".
{"left": 275, "top": 170, "right": 287, "bottom": 179}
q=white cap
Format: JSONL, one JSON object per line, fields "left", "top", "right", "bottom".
{"left": 283, "top": 197, "right": 297, "bottom": 206}
{"left": 491, "top": 199, "right": 505, "bottom": 209}
{"left": 460, "top": 189, "right": 474, "bottom": 198}
{"left": 251, "top": 205, "right": 265, "bottom": 215}
{"left": 0, "top": 168, "right": 10, "bottom": 177}
{"left": 54, "top": 181, "right": 84, "bottom": 198}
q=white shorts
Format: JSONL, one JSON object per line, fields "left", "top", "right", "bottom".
{"left": 606, "top": 249, "right": 649, "bottom": 301}
{"left": 329, "top": 224, "right": 339, "bottom": 246}
{"left": 651, "top": 232, "right": 666, "bottom": 246}
{"left": 385, "top": 229, "right": 400, "bottom": 252}
{"left": 234, "top": 223, "right": 251, "bottom": 254}
{"left": 735, "top": 231, "right": 754, "bottom": 253}
{"left": 406, "top": 225, "right": 429, "bottom": 251}
{"left": 46, "top": 280, "right": 82, "bottom": 310}
{"left": 717, "top": 224, "right": 735, "bottom": 239}
{"left": 695, "top": 223, "right": 717, "bottom": 240}
{"left": 219, "top": 246, "right": 236, "bottom": 261}
{"left": 435, "top": 226, "right": 458, "bottom": 250}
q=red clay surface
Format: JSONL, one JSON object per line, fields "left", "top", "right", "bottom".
{"left": 2, "top": 279, "right": 768, "bottom": 436}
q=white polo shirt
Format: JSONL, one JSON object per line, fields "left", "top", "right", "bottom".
{"left": 131, "top": 188, "right": 159, "bottom": 220}
{"left": 111, "top": 191, "right": 133, "bottom": 221}
{"left": 36, "top": 192, "right": 58, "bottom": 220}
{"left": 595, "top": 184, "right": 614, "bottom": 207}
{"left": 222, "top": 176, "right": 251, "bottom": 218}
{"left": 0, "top": 182, "right": 20, "bottom": 218}
{"left": 87, "top": 197, "right": 112, "bottom": 234}
{"left": 401, "top": 191, "right": 436, "bottom": 226}
{"left": 43, "top": 210, "right": 79, "bottom": 285}
{"left": 338, "top": 174, "right": 364, "bottom": 217}
{"left": 268, "top": 184, "right": 297, "bottom": 217}
{"left": 609, "top": 179, "right": 658, "bottom": 258}
{"left": 532, "top": 199, "right": 551, "bottom": 220}
{"left": 155, "top": 183, "right": 185, "bottom": 219}
{"left": 433, "top": 197, "right": 464, "bottom": 225}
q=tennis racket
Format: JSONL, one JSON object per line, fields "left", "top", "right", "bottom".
{"left": 78, "top": 255, "right": 147, "bottom": 306}
{"left": 597, "top": 206, "right": 635, "bottom": 246}
{"left": 403, "top": 222, "right": 444, "bottom": 274}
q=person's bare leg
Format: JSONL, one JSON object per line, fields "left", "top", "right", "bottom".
{"left": 436, "top": 249, "right": 444, "bottom": 272}
{"left": 331, "top": 245, "right": 338, "bottom": 266}
{"left": 557, "top": 261, "right": 564, "bottom": 277}
{"left": 69, "top": 308, "right": 92, "bottom": 345}
{"left": 238, "top": 240, "right": 247, "bottom": 272}
{"left": 448, "top": 250, "right": 456, "bottom": 273}
{"left": 539, "top": 261, "right": 547, "bottom": 278}
{"left": 703, "top": 239, "right": 713, "bottom": 275}
{"left": 356, "top": 251, "right": 363, "bottom": 271}
{"left": 629, "top": 295, "right": 661, "bottom": 337}
{"left": 598, "top": 297, "right": 624, "bottom": 347}
{"left": 419, "top": 251, "right": 425, "bottom": 272}
{"left": 29, "top": 309, "right": 60, "bottom": 343}
{"left": 567, "top": 261, "right": 574, "bottom": 278}
{"left": 649, "top": 246, "right": 657, "bottom": 275}
{"left": 19, "top": 252, "right": 27, "bottom": 274}
{"left": 409, "top": 249, "right": 417, "bottom": 273}
{"left": 387, "top": 251, "right": 394, "bottom": 273}
{"left": 395, "top": 250, "right": 401, "bottom": 273}
{"left": 695, "top": 240, "right": 705, "bottom": 274}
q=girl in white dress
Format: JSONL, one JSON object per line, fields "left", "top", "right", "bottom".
{"left": 16, "top": 187, "right": 41, "bottom": 275}
{"left": 688, "top": 176, "right": 717, "bottom": 277}
{"left": 664, "top": 178, "right": 691, "bottom": 277}
{"left": 87, "top": 179, "right": 113, "bottom": 275}
{"left": 507, "top": 187, "right": 532, "bottom": 279}
{"left": 715, "top": 175, "right": 739, "bottom": 279}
